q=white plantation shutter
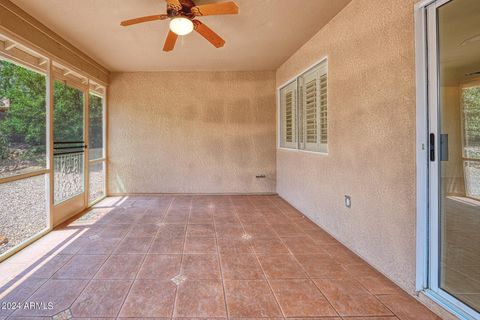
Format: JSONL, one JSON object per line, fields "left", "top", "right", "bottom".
{"left": 299, "top": 62, "right": 327, "bottom": 153}
{"left": 319, "top": 73, "right": 328, "bottom": 145}
{"left": 280, "top": 81, "right": 297, "bottom": 148}
{"left": 305, "top": 78, "right": 318, "bottom": 144}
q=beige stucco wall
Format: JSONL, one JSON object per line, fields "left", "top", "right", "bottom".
{"left": 276, "top": 0, "right": 418, "bottom": 293}
{"left": 108, "top": 71, "right": 276, "bottom": 194}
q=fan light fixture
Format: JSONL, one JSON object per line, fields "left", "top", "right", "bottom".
{"left": 169, "top": 17, "right": 194, "bottom": 35}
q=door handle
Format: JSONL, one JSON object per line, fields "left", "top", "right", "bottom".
{"left": 430, "top": 133, "right": 435, "bottom": 162}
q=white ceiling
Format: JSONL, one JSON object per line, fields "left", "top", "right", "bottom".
{"left": 11, "top": 0, "right": 351, "bottom": 72}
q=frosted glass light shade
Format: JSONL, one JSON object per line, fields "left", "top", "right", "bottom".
{"left": 169, "top": 18, "right": 194, "bottom": 36}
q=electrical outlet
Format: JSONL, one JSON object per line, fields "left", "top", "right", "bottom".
{"left": 344, "top": 195, "right": 351, "bottom": 208}
{"left": 256, "top": 174, "right": 266, "bottom": 179}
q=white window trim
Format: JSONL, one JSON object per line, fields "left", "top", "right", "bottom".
{"left": 277, "top": 56, "right": 329, "bottom": 154}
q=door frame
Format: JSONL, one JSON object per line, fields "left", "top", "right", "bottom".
{"left": 415, "top": 0, "right": 480, "bottom": 319}
{"left": 87, "top": 89, "right": 107, "bottom": 206}
{"left": 51, "top": 71, "right": 89, "bottom": 225}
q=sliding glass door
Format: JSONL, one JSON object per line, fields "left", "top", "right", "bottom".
{"left": 426, "top": 0, "right": 480, "bottom": 318}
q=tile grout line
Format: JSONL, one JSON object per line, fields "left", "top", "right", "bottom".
{"left": 114, "top": 195, "right": 175, "bottom": 318}
{"left": 234, "top": 195, "right": 286, "bottom": 320}
{"left": 171, "top": 195, "right": 192, "bottom": 319}
{"left": 210, "top": 196, "right": 229, "bottom": 320}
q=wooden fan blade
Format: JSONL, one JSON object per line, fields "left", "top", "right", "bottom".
{"left": 191, "top": 1, "right": 238, "bottom": 16}
{"left": 193, "top": 20, "right": 225, "bottom": 48}
{"left": 121, "top": 14, "right": 168, "bottom": 26}
{"left": 163, "top": 31, "right": 178, "bottom": 52}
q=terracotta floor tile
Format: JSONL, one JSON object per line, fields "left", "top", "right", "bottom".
{"left": 0, "top": 278, "right": 47, "bottom": 317}
{"left": 29, "top": 254, "right": 73, "bottom": 279}
{"left": 114, "top": 237, "right": 153, "bottom": 254}
{"left": 141, "top": 213, "right": 165, "bottom": 224}
{"left": 215, "top": 224, "right": 245, "bottom": 238}
{"left": 164, "top": 211, "right": 188, "bottom": 224}
{"left": 293, "top": 217, "right": 320, "bottom": 230}
{"left": 95, "top": 254, "right": 144, "bottom": 279}
{"left": 237, "top": 213, "right": 268, "bottom": 224}
{"left": 157, "top": 224, "right": 187, "bottom": 239}
{"left": 220, "top": 253, "right": 264, "bottom": 280}
{"left": 324, "top": 245, "right": 365, "bottom": 265}
{"left": 270, "top": 224, "right": 303, "bottom": 237}
{"left": 217, "top": 238, "right": 254, "bottom": 254}
{"left": 174, "top": 280, "right": 226, "bottom": 317}
{"left": 357, "top": 275, "right": 404, "bottom": 295}
{"left": 119, "top": 280, "right": 176, "bottom": 317}
{"left": 71, "top": 280, "right": 132, "bottom": 317}
{"left": 262, "top": 211, "right": 292, "bottom": 223}
{"left": 53, "top": 254, "right": 108, "bottom": 279}
{"left": 282, "top": 236, "right": 326, "bottom": 254}
{"left": 252, "top": 238, "right": 289, "bottom": 255}
{"left": 137, "top": 254, "right": 182, "bottom": 280}
{"left": 243, "top": 224, "right": 279, "bottom": 239}
{"left": 188, "top": 212, "right": 213, "bottom": 224}
{"left": 150, "top": 237, "right": 185, "bottom": 254}
{"left": 76, "top": 237, "right": 121, "bottom": 255}
{"left": 12, "top": 279, "right": 88, "bottom": 317}
{"left": 181, "top": 254, "right": 221, "bottom": 280}
{"left": 269, "top": 279, "right": 337, "bottom": 317}
{"left": 377, "top": 294, "right": 441, "bottom": 320}
{"left": 304, "top": 229, "right": 338, "bottom": 244}
{"left": 224, "top": 280, "right": 282, "bottom": 318}
{"left": 342, "top": 263, "right": 381, "bottom": 277}
{"left": 127, "top": 224, "right": 160, "bottom": 237}
{"left": 184, "top": 237, "right": 217, "bottom": 254}
{"left": 294, "top": 254, "right": 350, "bottom": 278}
{"left": 214, "top": 214, "right": 240, "bottom": 224}
{"left": 257, "top": 254, "right": 307, "bottom": 279}
{"left": 313, "top": 278, "right": 392, "bottom": 317}
{"left": 98, "top": 225, "right": 131, "bottom": 239}
{"left": 342, "top": 317, "right": 398, "bottom": 320}
{"left": 186, "top": 224, "right": 215, "bottom": 238}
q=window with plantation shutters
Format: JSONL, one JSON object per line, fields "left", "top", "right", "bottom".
{"left": 299, "top": 62, "right": 328, "bottom": 153}
{"left": 278, "top": 59, "right": 327, "bottom": 153}
{"left": 279, "top": 80, "right": 297, "bottom": 148}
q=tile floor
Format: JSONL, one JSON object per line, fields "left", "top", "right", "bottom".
{"left": 0, "top": 195, "right": 442, "bottom": 320}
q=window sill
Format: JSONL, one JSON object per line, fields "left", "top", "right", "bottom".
{"left": 277, "top": 147, "right": 328, "bottom": 156}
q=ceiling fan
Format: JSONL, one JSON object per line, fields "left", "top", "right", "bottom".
{"left": 120, "top": 0, "right": 239, "bottom": 52}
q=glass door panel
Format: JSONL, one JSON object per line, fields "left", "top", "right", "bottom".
{"left": 53, "top": 80, "right": 85, "bottom": 205}
{"left": 435, "top": 0, "right": 480, "bottom": 313}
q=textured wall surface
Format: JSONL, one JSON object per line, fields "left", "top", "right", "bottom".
{"left": 276, "top": 0, "right": 418, "bottom": 293}
{"left": 108, "top": 71, "right": 276, "bottom": 194}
